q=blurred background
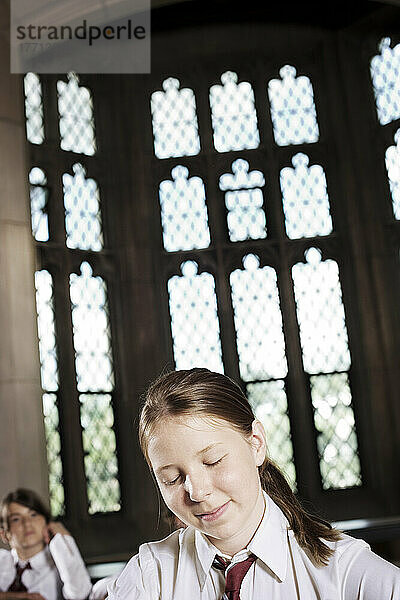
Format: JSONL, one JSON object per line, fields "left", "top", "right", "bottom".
{"left": 0, "top": 0, "right": 399, "bottom": 569}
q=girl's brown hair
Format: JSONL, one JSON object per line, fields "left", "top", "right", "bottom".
{"left": 139, "top": 367, "right": 342, "bottom": 566}
{"left": 1, "top": 488, "right": 51, "bottom": 530}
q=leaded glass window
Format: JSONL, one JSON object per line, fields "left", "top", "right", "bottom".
{"left": 219, "top": 159, "right": 267, "bottom": 241}
{"left": 151, "top": 78, "right": 200, "bottom": 158}
{"left": 69, "top": 262, "right": 120, "bottom": 513}
{"left": 57, "top": 73, "right": 96, "bottom": 156}
{"left": 34, "top": 271, "right": 64, "bottom": 516}
{"left": 24, "top": 73, "right": 44, "bottom": 145}
{"left": 268, "top": 65, "right": 319, "bottom": 146}
{"left": 63, "top": 163, "right": 104, "bottom": 251}
{"left": 292, "top": 248, "right": 361, "bottom": 489}
{"left": 167, "top": 261, "right": 224, "bottom": 372}
{"left": 370, "top": 38, "right": 400, "bottom": 125}
{"left": 310, "top": 373, "right": 361, "bottom": 490}
{"left": 230, "top": 254, "right": 287, "bottom": 380}
{"left": 159, "top": 166, "right": 211, "bottom": 251}
{"left": 209, "top": 71, "right": 260, "bottom": 152}
{"left": 229, "top": 254, "right": 296, "bottom": 487}
{"left": 247, "top": 381, "right": 296, "bottom": 487}
{"left": 385, "top": 129, "right": 400, "bottom": 219}
{"left": 29, "top": 167, "right": 49, "bottom": 242}
{"left": 280, "top": 153, "right": 333, "bottom": 239}
{"left": 80, "top": 394, "right": 120, "bottom": 515}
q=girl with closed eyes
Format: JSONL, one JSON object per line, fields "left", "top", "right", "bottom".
{"left": 108, "top": 368, "right": 399, "bottom": 599}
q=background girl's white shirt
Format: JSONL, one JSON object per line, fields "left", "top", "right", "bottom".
{"left": 107, "top": 493, "right": 400, "bottom": 600}
{"left": 0, "top": 533, "right": 92, "bottom": 600}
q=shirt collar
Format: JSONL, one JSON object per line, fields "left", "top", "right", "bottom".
{"left": 11, "top": 545, "right": 51, "bottom": 570}
{"left": 193, "top": 491, "right": 289, "bottom": 590}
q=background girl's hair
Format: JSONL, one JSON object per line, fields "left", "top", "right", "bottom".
{"left": 0, "top": 488, "right": 51, "bottom": 529}
{"left": 139, "top": 367, "right": 342, "bottom": 566}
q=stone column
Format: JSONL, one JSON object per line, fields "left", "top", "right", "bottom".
{"left": 0, "top": 0, "right": 49, "bottom": 501}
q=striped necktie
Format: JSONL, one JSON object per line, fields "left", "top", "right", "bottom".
{"left": 213, "top": 554, "right": 257, "bottom": 600}
{"left": 8, "top": 562, "right": 32, "bottom": 592}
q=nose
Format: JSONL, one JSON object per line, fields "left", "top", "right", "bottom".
{"left": 183, "top": 472, "right": 212, "bottom": 502}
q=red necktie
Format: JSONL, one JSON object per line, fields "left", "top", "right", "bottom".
{"left": 8, "top": 562, "right": 32, "bottom": 592}
{"left": 213, "top": 554, "right": 257, "bottom": 600}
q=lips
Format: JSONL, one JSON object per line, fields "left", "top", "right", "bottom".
{"left": 196, "top": 500, "right": 230, "bottom": 522}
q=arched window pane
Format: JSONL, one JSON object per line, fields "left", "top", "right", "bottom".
{"left": 35, "top": 270, "right": 59, "bottom": 391}
{"left": 385, "top": 128, "right": 400, "bottom": 219}
{"left": 247, "top": 381, "right": 296, "bottom": 489}
{"left": 219, "top": 159, "right": 267, "bottom": 241}
{"left": 63, "top": 163, "right": 104, "bottom": 251}
{"left": 24, "top": 73, "right": 44, "bottom": 144}
{"left": 311, "top": 373, "right": 362, "bottom": 490}
{"left": 159, "top": 166, "right": 210, "bottom": 251}
{"left": 69, "top": 262, "right": 114, "bottom": 392}
{"left": 168, "top": 261, "right": 224, "bottom": 372}
{"left": 292, "top": 248, "right": 351, "bottom": 373}
{"left": 57, "top": 73, "right": 96, "bottom": 156}
{"left": 34, "top": 270, "right": 64, "bottom": 516}
{"left": 280, "top": 153, "right": 333, "bottom": 239}
{"left": 370, "top": 38, "right": 400, "bottom": 125}
{"left": 29, "top": 167, "right": 49, "bottom": 242}
{"left": 80, "top": 394, "right": 121, "bottom": 514}
{"left": 151, "top": 78, "right": 200, "bottom": 158}
{"left": 70, "top": 263, "right": 120, "bottom": 514}
{"left": 268, "top": 65, "right": 319, "bottom": 146}
{"left": 210, "top": 71, "right": 260, "bottom": 152}
{"left": 230, "top": 254, "right": 287, "bottom": 380}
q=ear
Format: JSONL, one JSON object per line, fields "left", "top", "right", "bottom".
{"left": 250, "top": 419, "right": 267, "bottom": 467}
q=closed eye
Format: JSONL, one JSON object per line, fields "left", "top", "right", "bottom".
{"left": 163, "top": 474, "right": 181, "bottom": 486}
{"left": 204, "top": 455, "right": 226, "bottom": 467}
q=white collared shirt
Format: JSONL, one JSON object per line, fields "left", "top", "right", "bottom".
{"left": 108, "top": 492, "right": 400, "bottom": 599}
{"left": 0, "top": 534, "right": 92, "bottom": 600}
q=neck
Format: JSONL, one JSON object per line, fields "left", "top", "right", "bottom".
{"left": 16, "top": 542, "right": 45, "bottom": 561}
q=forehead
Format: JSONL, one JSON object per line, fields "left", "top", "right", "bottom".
{"left": 7, "top": 502, "right": 33, "bottom": 515}
{"left": 147, "top": 414, "right": 245, "bottom": 467}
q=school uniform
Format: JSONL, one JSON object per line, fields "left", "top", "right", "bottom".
{"left": 0, "top": 533, "right": 92, "bottom": 600}
{"left": 108, "top": 492, "right": 400, "bottom": 599}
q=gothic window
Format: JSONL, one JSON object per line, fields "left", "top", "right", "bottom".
{"left": 24, "top": 72, "right": 121, "bottom": 521}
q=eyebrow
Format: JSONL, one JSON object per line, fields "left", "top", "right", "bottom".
{"left": 155, "top": 442, "right": 223, "bottom": 474}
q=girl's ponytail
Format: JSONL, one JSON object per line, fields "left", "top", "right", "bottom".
{"left": 260, "top": 460, "right": 342, "bottom": 566}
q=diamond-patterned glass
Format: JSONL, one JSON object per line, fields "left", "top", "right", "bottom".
{"left": 385, "top": 128, "right": 400, "bottom": 219}
{"left": 151, "top": 78, "right": 200, "bottom": 159}
{"left": 219, "top": 159, "right": 267, "bottom": 241}
{"left": 247, "top": 381, "right": 296, "bottom": 488}
{"left": 34, "top": 271, "right": 64, "bottom": 516}
{"left": 57, "top": 73, "right": 96, "bottom": 156}
{"left": 370, "top": 38, "right": 400, "bottom": 125}
{"left": 230, "top": 254, "right": 287, "bottom": 381}
{"left": 24, "top": 73, "right": 44, "bottom": 144}
{"left": 30, "top": 167, "right": 49, "bottom": 242}
{"left": 268, "top": 65, "right": 319, "bottom": 146}
{"left": 35, "top": 270, "right": 59, "bottom": 391}
{"left": 209, "top": 71, "right": 260, "bottom": 152}
{"left": 280, "top": 153, "right": 333, "bottom": 239}
{"left": 168, "top": 261, "right": 224, "bottom": 372}
{"left": 292, "top": 248, "right": 351, "bottom": 374}
{"left": 159, "top": 165, "right": 211, "bottom": 251}
{"left": 310, "top": 373, "right": 362, "bottom": 490}
{"left": 42, "top": 394, "right": 65, "bottom": 516}
{"left": 80, "top": 394, "right": 121, "bottom": 514}
{"left": 69, "top": 262, "right": 114, "bottom": 392}
{"left": 63, "top": 163, "right": 103, "bottom": 251}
